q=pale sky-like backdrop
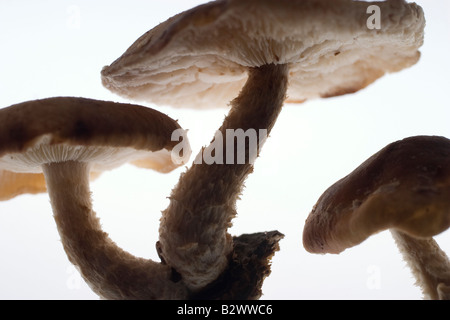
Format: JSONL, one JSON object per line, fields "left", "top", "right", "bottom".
{"left": 0, "top": 0, "right": 449, "bottom": 299}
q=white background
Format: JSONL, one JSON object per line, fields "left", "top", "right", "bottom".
{"left": 0, "top": 0, "right": 449, "bottom": 300}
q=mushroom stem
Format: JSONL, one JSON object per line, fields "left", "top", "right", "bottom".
{"left": 391, "top": 229, "right": 450, "bottom": 300}
{"left": 159, "top": 63, "right": 289, "bottom": 291}
{"left": 42, "top": 160, "right": 188, "bottom": 299}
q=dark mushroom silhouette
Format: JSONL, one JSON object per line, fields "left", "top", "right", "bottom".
{"left": 0, "top": 97, "right": 192, "bottom": 299}
{"left": 303, "top": 136, "right": 450, "bottom": 300}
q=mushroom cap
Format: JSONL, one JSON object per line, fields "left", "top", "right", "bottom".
{"left": 0, "top": 170, "right": 102, "bottom": 201}
{"left": 101, "top": 0, "right": 425, "bottom": 109}
{"left": 0, "top": 97, "right": 190, "bottom": 199}
{"left": 303, "top": 136, "right": 450, "bottom": 254}
{"left": 0, "top": 170, "right": 47, "bottom": 200}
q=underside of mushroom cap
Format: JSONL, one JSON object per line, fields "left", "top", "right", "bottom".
{"left": 0, "top": 97, "right": 189, "bottom": 175}
{"left": 303, "top": 136, "right": 450, "bottom": 254}
{"left": 101, "top": 0, "right": 425, "bottom": 108}
{"left": 0, "top": 169, "right": 102, "bottom": 201}
{"left": 0, "top": 170, "right": 47, "bottom": 200}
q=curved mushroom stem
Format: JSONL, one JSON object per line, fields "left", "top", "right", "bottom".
{"left": 391, "top": 229, "right": 450, "bottom": 300}
{"left": 42, "top": 161, "right": 188, "bottom": 300}
{"left": 159, "top": 63, "right": 289, "bottom": 291}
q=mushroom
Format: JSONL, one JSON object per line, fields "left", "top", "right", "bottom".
{"left": 303, "top": 135, "right": 450, "bottom": 300}
{"left": 0, "top": 170, "right": 47, "bottom": 200}
{"left": 0, "top": 168, "right": 103, "bottom": 200}
{"left": 101, "top": 0, "right": 425, "bottom": 292}
{"left": 0, "top": 97, "right": 193, "bottom": 299}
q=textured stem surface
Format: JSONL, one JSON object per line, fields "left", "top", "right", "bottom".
{"left": 159, "top": 64, "right": 289, "bottom": 291}
{"left": 391, "top": 229, "right": 450, "bottom": 300}
{"left": 43, "top": 161, "right": 188, "bottom": 299}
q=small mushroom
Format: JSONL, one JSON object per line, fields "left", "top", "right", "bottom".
{"left": 0, "top": 97, "right": 192, "bottom": 299}
{"left": 303, "top": 136, "right": 450, "bottom": 300}
{"left": 101, "top": 0, "right": 425, "bottom": 292}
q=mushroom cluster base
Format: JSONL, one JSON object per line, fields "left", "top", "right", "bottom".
{"left": 159, "top": 64, "right": 289, "bottom": 291}
{"left": 192, "top": 231, "right": 284, "bottom": 300}
{"left": 43, "top": 160, "right": 189, "bottom": 299}
{"left": 43, "top": 160, "right": 284, "bottom": 299}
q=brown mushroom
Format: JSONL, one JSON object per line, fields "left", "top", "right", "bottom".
{"left": 0, "top": 97, "right": 192, "bottom": 299}
{"left": 0, "top": 169, "right": 104, "bottom": 201}
{"left": 303, "top": 135, "right": 450, "bottom": 300}
{"left": 0, "top": 170, "right": 47, "bottom": 200}
{"left": 101, "top": 0, "right": 425, "bottom": 292}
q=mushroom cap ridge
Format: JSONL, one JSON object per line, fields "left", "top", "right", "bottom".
{"left": 101, "top": 0, "right": 425, "bottom": 108}
{"left": 303, "top": 136, "right": 450, "bottom": 254}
